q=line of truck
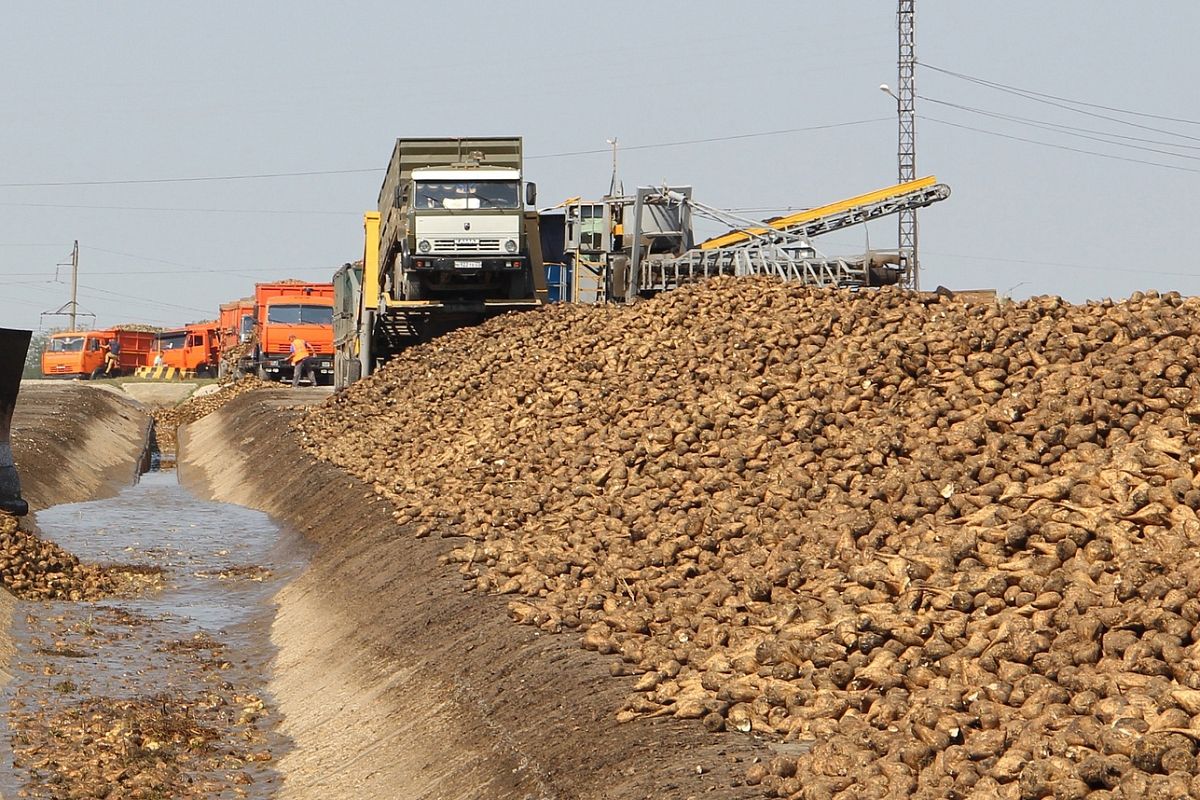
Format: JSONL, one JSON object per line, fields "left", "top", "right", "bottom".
{"left": 41, "top": 281, "right": 336, "bottom": 384}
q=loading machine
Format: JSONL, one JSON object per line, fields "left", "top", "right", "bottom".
{"left": 558, "top": 176, "right": 950, "bottom": 302}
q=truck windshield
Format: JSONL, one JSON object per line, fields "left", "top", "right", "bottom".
{"left": 267, "top": 305, "right": 333, "bottom": 325}
{"left": 154, "top": 333, "right": 187, "bottom": 350}
{"left": 414, "top": 181, "right": 520, "bottom": 210}
{"left": 49, "top": 336, "right": 85, "bottom": 352}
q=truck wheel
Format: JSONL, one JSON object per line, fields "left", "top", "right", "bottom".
{"left": 89, "top": 367, "right": 103, "bottom": 380}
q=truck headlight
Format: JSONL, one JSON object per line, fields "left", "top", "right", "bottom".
{"left": 504, "top": 239, "right": 518, "bottom": 254}
{"left": 418, "top": 239, "right": 431, "bottom": 253}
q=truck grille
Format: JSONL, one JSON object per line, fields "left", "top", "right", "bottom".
{"left": 433, "top": 238, "right": 502, "bottom": 253}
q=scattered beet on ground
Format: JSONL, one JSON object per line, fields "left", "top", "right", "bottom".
{"left": 301, "top": 277, "right": 1200, "bottom": 798}
{"left": 151, "top": 377, "right": 270, "bottom": 456}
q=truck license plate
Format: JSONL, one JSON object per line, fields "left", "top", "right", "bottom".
{"left": 456, "top": 260, "right": 483, "bottom": 270}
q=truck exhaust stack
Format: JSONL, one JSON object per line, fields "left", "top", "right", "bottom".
{"left": 0, "top": 328, "right": 32, "bottom": 516}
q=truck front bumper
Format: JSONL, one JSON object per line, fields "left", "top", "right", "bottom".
{"left": 263, "top": 357, "right": 334, "bottom": 378}
{"left": 411, "top": 257, "right": 525, "bottom": 272}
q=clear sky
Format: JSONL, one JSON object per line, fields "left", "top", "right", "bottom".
{"left": 2, "top": 1, "right": 1198, "bottom": 330}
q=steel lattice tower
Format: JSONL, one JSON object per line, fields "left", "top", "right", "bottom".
{"left": 896, "top": 0, "right": 918, "bottom": 289}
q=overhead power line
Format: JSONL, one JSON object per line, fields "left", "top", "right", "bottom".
{"left": 0, "top": 168, "right": 377, "bottom": 189}
{"left": 526, "top": 119, "right": 891, "bottom": 159}
{"left": 0, "top": 120, "right": 890, "bottom": 189}
{"left": 920, "top": 62, "right": 1200, "bottom": 144}
{"left": 2, "top": 265, "right": 332, "bottom": 278}
{"left": 77, "top": 282, "right": 212, "bottom": 315}
{"left": 921, "top": 114, "right": 1200, "bottom": 175}
{"left": 920, "top": 62, "right": 1200, "bottom": 127}
{"left": 919, "top": 95, "right": 1200, "bottom": 161}
{"left": 0, "top": 200, "right": 358, "bottom": 216}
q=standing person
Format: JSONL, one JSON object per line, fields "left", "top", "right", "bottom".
{"left": 289, "top": 334, "right": 314, "bottom": 387}
{"left": 103, "top": 338, "right": 121, "bottom": 376}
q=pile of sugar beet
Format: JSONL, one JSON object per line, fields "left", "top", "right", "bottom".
{"left": 0, "top": 512, "right": 115, "bottom": 600}
{"left": 301, "top": 276, "right": 1200, "bottom": 799}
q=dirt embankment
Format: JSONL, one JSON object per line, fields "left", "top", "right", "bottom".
{"left": 11, "top": 383, "right": 148, "bottom": 511}
{"left": 180, "top": 391, "right": 770, "bottom": 800}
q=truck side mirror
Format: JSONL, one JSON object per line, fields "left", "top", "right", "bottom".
{"left": 525, "top": 182, "right": 537, "bottom": 206}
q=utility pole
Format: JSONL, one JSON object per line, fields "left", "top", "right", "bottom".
{"left": 68, "top": 240, "right": 79, "bottom": 330}
{"left": 41, "top": 240, "right": 93, "bottom": 332}
{"left": 896, "top": 0, "right": 918, "bottom": 289}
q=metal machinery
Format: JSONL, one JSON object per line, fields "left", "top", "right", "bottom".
{"left": 0, "top": 328, "right": 32, "bottom": 516}
{"left": 559, "top": 177, "right": 949, "bottom": 301}
{"left": 561, "top": 186, "right": 695, "bottom": 304}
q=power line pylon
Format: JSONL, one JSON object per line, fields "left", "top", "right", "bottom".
{"left": 896, "top": 0, "right": 919, "bottom": 289}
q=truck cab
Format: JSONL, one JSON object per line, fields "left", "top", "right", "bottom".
{"left": 252, "top": 283, "right": 335, "bottom": 384}
{"left": 152, "top": 323, "right": 219, "bottom": 376}
{"left": 379, "top": 138, "right": 538, "bottom": 302}
{"left": 407, "top": 167, "right": 528, "bottom": 298}
{"left": 41, "top": 329, "right": 154, "bottom": 379}
{"left": 41, "top": 332, "right": 104, "bottom": 379}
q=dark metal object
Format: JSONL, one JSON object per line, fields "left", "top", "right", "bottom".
{"left": 0, "top": 328, "right": 32, "bottom": 516}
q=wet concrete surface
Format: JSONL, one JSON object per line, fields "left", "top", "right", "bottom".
{"left": 0, "top": 470, "right": 308, "bottom": 798}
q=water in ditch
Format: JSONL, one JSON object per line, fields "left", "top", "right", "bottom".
{"left": 0, "top": 469, "right": 307, "bottom": 798}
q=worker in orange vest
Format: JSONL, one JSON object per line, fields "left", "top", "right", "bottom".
{"left": 288, "top": 334, "right": 314, "bottom": 387}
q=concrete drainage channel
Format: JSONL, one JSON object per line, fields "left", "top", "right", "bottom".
{"left": 0, "top": 410, "right": 309, "bottom": 798}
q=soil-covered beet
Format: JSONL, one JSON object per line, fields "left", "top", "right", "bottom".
{"left": 301, "top": 277, "right": 1200, "bottom": 798}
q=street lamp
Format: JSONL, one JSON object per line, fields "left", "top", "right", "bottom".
{"left": 879, "top": 83, "right": 898, "bottom": 102}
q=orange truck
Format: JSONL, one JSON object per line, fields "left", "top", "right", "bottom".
{"left": 150, "top": 322, "right": 220, "bottom": 376}
{"left": 218, "top": 298, "right": 254, "bottom": 349}
{"left": 41, "top": 328, "right": 155, "bottom": 379}
{"left": 246, "top": 282, "right": 334, "bottom": 384}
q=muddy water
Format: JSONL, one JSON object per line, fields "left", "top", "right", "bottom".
{"left": 0, "top": 470, "right": 307, "bottom": 798}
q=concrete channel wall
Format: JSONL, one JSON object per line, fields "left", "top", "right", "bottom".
{"left": 12, "top": 384, "right": 149, "bottom": 512}
{"left": 179, "top": 392, "right": 764, "bottom": 800}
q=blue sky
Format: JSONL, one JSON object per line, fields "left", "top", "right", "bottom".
{"left": 2, "top": 1, "right": 1198, "bottom": 329}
